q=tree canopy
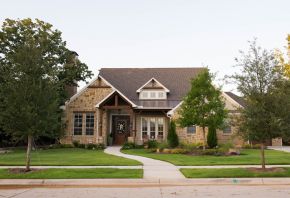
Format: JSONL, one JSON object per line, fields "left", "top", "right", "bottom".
{"left": 178, "top": 69, "right": 227, "bottom": 150}
{"left": 0, "top": 18, "right": 93, "bottom": 170}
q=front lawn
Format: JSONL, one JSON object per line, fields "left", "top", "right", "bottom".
{"left": 0, "top": 148, "right": 141, "bottom": 166}
{"left": 181, "top": 168, "right": 290, "bottom": 178}
{"left": 0, "top": 168, "right": 143, "bottom": 179}
{"left": 122, "top": 149, "right": 290, "bottom": 166}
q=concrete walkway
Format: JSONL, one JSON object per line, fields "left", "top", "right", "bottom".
{"left": 268, "top": 146, "right": 290, "bottom": 153}
{"left": 104, "top": 146, "right": 185, "bottom": 180}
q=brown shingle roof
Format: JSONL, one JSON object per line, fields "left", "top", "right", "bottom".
{"left": 225, "top": 92, "right": 246, "bottom": 107}
{"left": 99, "top": 68, "right": 205, "bottom": 108}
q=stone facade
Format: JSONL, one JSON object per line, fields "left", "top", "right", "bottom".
{"left": 171, "top": 93, "right": 245, "bottom": 146}
{"left": 61, "top": 78, "right": 113, "bottom": 144}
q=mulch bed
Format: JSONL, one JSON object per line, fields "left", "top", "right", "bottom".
{"left": 8, "top": 168, "right": 44, "bottom": 174}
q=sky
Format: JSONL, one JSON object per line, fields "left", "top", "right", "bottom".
{"left": 1, "top": 0, "right": 289, "bottom": 93}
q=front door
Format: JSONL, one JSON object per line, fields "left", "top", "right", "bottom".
{"left": 112, "top": 115, "right": 130, "bottom": 145}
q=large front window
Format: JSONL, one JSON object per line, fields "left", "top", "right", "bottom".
{"left": 73, "top": 113, "right": 83, "bottom": 135}
{"left": 85, "top": 113, "right": 94, "bottom": 135}
{"left": 141, "top": 117, "right": 165, "bottom": 140}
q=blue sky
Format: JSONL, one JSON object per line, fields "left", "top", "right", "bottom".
{"left": 1, "top": 0, "right": 289, "bottom": 92}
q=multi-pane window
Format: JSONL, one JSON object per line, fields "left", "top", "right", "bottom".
{"left": 139, "top": 90, "right": 166, "bottom": 99}
{"left": 187, "top": 125, "right": 196, "bottom": 134}
{"left": 85, "top": 113, "right": 94, "bottom": 135}
{"left": 150, "top": 118, "right": 156, "bottom": 139}
{"left": 157, "top": 118, "right": 164, "bottom": 138}
{"left": 223, "top": 126, "right": 232, "bottom": 134}
{"left": 141, "top": 118, "right": 148, "bottom": 139}
{"left": 73, "top": 113, "right": 83, "bottom": 135}
{"left": 141, "top": 117, "right": 165, "bottom": 140}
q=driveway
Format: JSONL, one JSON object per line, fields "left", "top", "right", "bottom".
{"left": 104, "top": 146, "right": 185, "bottom": 180}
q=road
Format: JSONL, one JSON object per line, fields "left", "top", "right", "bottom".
{"left": 1, "top": 185, "right": 290, "bottom": 198}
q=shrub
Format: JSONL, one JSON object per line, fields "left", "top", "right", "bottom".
{"left": 219, "top": 142, "right": 234, "bottom": 150}
{"left": 78, "top": 144, "right": 86, "bottom": 148}
{"left": 167, "top": 121, "right": 179, "bottom": 148}
{"left": 148, "top": 140, "right": 158, "bottom": 148}
{"left": 243, "top": 143, "right": 261, "bottom": 149}
{"left": 157, "top": 142, "right": 169, "bottom": 151}
{"left": 170, "top": 148, "right": 189, "bottom": 154}
{"left": 121, "top": 142, "right": 136, "bottom": 150}
{"left": 72, "top": 140, "right": 80, "bottom": 148}
{"left": 179, "top": 142, "right": 203, "bottom": 151}
{"left": 86, "top": 143, "right": 95, "bottom": 150}
{"left": 207, "top": 126, "right": 217, "bottom": 148}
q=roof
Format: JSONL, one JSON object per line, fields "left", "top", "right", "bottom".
{"left": 225, "top": 92, "right": 246, "bottom": 107}
{"left": 99, "top": 68, "right": 205, "bottom": 108}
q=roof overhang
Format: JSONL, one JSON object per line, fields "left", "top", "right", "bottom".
{"left": 136, "top": 78, "right": 170, "bottom": 93}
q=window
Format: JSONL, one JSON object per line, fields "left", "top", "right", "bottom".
{"left": 139, "top": 90, "right": 166, "bottom": 100}
{"left": 73, "top": 113, "right": 83, "bottom": 135}
{"left": 141, "top": 118, "right": 148, "bottom": 139}
{"left": 157, "top": 118, "right": 164, "bottom": 138}
{"left": 85, "top": 113, "right": 94, "bottom": 135}
{"left": 150, "top": 118, "right": 156, "bottom": 139}
{"left": 187, "top": 125, "right": 196, "bottom": 134}
{"left": 223, "top": 126, "right": 232, "bottom": 134}
{"left": 141, "top": 117, "right": 165, "bottom": 140}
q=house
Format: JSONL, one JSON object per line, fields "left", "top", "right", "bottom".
{"left": 61, "top": 68, "right": 245, "bottom": 146}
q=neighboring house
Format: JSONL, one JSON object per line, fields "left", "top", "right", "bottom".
{"left": 61, "top": 68, "right": 245, "bottom": 146}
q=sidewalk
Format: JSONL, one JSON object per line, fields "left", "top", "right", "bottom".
{"left": 104, "top": 146, "right": 185, "bottom": 179}
{"left": 1, "top": 178, "right": 290, "bottom": 188}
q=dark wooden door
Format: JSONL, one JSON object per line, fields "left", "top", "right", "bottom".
{"left": 112, "top": 115, "right": 130, "bottom": 145}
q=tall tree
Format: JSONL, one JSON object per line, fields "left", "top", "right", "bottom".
{"left": 0, "top": 18, "right": 92, "bottom": 171}
{"left": 178, "top": 69, "right": 227, "bottom": 150}
{"left": 229, "top": 40, "right": 290, "bottom": 169}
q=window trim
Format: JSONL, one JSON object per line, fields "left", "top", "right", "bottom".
{"left": 139, "top": 90, "right": 167, "bottom": 100}
{"left": 187, "top": 125, "right": 196, "bottom": 134}
{"left": 141, "top": 117, "right": 165, "bottom": 140}
{"left": 85, "top": 113, "right": 95, "bottom": 136}
{"left": 73, "top": 113, "right": 83, "bottom": 136}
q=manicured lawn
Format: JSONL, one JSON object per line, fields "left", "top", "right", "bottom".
{"left": 180, "top": 168, "right": 290, "bottom": 178}
{"left": 0, "top": 168, "right": 143, "bottom": 179}
{"left": 122, "top": 149, "right": 290, "bottom": 166}
{"left": 0, "top": 148, "right": 141, "bottom": 166}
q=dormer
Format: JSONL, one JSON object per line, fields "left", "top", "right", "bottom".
{"left": 137, "top": 78, "right": 169, "bottom": 100}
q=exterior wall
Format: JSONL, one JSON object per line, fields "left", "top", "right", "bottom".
{"left": 171, "top": 94, "right": 245, "bottom": 146}
{"left": 60, "top": 78, "right": 113, "bottom": 144}
{"left": 135, "top": 113, "right": 169, "bottom": 145}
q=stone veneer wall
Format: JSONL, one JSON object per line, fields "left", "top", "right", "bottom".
{"left": 171, "top": 94, "right": 245, "bottom": 146}
{"left": 60, "top": 78, "right": 113, "bottom": 144}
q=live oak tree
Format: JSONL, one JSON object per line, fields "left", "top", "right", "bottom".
{"left": 229, "top": 40, "right": 290, "bottom": 170}
{"left": 0, "top": 18, "right": 92, "bottom": 171}
{"left": 178, "top": 69, "right": 227, "bottom": 150}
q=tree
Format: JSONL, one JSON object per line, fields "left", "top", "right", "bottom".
{"left": 178, "top": 69, "right": 227, "bottom": 150}
{"left": 229, "top": 40, "right": 290, "bottom": 170}
{"left": 167, "top": 121, "right": 179, "bottom": 148}
{"left": 0, "top": 18, "right": 92, "bottom": 171}
{"left": 207, "top": 126, "right": 217, "bottom": 148}
{"left": 275, "top": 34, "right": 290, "bottom": 78}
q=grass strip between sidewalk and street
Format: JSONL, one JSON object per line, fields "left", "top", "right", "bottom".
{"left": 180, "top": 168, "right": 290, "bottom": 178}
{"left": 0, "top": 168, "right": 143, "bottom": 179}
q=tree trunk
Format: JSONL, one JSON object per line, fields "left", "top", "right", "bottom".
{"left": 25, "top": 135, "right": 32, "bottom": 172}
{"left": 260, "top": 143, "right": 266, "bottom": 170}
{"left": 202, "top": 127, "right": 206, "bottom": 150}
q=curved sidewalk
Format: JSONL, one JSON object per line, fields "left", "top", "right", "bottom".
{"left": 104, "top": 146, "right": 185, "bottom": 180}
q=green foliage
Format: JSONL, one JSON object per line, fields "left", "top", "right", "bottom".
{"left": 0, "top": 18, "right": 92, "bottom": 170}
{"left": 167, "top": 121, "right": 179, "bottom": 148}
{"left": 179, "top": 142, "right": 203, "bottom": 151}
{"left": 147, "top": 140, "right": 158, "bottom": 149}
{"left": 207, "top": 126, "right": 218, "bottom": 148}
{"left": 242, "top": 143, "right": 261, "bottom": 149}
{"left": 72, "top": 140, "right": 80, "bottom": 148}
{"left": 157, "top": 142, "right": 169, "bottom": 150}
{"left": 178, "top": 69, "right": 227, "bottom": 149}
{"left": 121, "top": 142, "right": 136, "bottom": 150}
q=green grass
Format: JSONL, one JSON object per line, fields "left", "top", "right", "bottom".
{"left": 0, "top": 148, "right": 141, "bottom": 166}
{"left": 0, "top": 168, "right": 143, "bottom": 179}
{"left": 123, "top": 149, "right": 290, "bottom": 166}
{"left": 180, "top": 168, "right": 290, "bottom": 178}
